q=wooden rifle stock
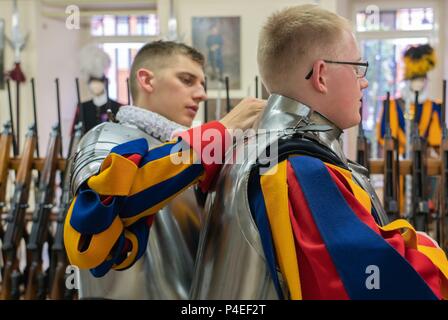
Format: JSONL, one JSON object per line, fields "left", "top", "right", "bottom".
{"left": 1, "top": 126, "right": 37, "bottom": 299}
{"left": 25, "top": 125, "right": 61, "bottom": 300}
{"left": 0, "top": 122, "right": 13, "bottom": 224}
{"left": 49, "top": 123, "right": 82, "bottom": 300}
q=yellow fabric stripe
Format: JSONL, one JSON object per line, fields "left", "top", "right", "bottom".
{"left": 113, "top": 230, "right": 139, "bottom": 270}
{"left": 130, "top": 149, "right": 199, "bottom": 196}
{"left": 64, "top": 197, "right": 123, "bottom": 269}
{"left": 417, "top": 100, "right": 433, "bottom": 137}
{"left": 378, "top": 219, "right": 417, "bottom": 249}
{"left": 325, "top": 163, "right": 371, "bottom": 214}
{"left": 121, "top": 176, "right": 204, "bottom": 227}
{"left": 376, "top": 100, "right": 406, "bottom": 154}
{"left": 260, "top": 161, "right": 302, "bottom": 300}
{"left": 428, "top": 111, "right": 442, "bottom": 146}
{"left": 416, "top": 245, "right": 448, "bottom": 280}
{"left": 416, "top": 245, "right": 448, "bottom": 299}
{"left": 378, "top": 218, "right": 448, "bottom": 298}
{"left": 88, "top": 153, "right": 138, "bottom": 196}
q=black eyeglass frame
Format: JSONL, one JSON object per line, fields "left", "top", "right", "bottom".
{"left": 305, "top": 60, "right": 369, "bottom": 80}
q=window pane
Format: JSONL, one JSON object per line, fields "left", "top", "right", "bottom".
{"left": 102, "top": 43, "right": 145, "bottom": 103}
{"left": 129, "top": 16, "right": 138, "bottom": 35}
{"left": 360, "top": 37, "right": 428, "bottom": 152}
{"left": 91, "top": 16, "right": 103, "bottom": 36}
{"left": 148, "top": 14, "right": 159, "bottom": 36}
{"left": 103, "top": 15, "right": 116, "bottom": 36}
{"left": 397, "top": 8, "right": 433, "bottom": 31}
{"left": 380, "top": 11, "right": 396, "bottom": 31}
{"left": 357, "top": 7, "right": 434, "bottom": 32}
{"left": 116, "top": 16, "right": 129, "bottom": 36}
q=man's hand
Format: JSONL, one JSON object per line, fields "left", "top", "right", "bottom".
{"left": 219, "top": 97, "right": 266, "bottom": 131}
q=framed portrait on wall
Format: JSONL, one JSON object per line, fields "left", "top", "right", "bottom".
{"left": 192, "top": 16, "right": 241, "bottom": 90}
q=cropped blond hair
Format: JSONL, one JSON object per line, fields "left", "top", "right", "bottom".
{"left": 257, "top": 5, "right": 352, "bottom": 92}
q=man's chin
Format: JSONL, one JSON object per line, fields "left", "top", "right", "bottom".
{"left": 177, "top": 116, "right": 194, "bottom": 128}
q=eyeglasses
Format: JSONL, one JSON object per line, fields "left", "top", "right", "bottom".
{"left": 305, "top": 60, "right": 369, "bottom": 80}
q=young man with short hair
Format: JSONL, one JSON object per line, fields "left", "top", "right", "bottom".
{"left": 64, "top": 41, "right": 265, "bottom": 299}
{"left": 190, "top": 5, "right": 448, "bottom": 300}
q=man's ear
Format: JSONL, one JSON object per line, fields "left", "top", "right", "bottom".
{"left": 136, "top": 68, "right": 155, "bottom": 94}
{"left": 310, "top": 61, "right": 328, "bottom": 94}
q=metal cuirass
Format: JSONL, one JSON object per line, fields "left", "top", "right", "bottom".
{"left": 190, "top": 94, "right": 389, "bottom": 299}
{"left": 70, "top": 122, "right": 203, "bottom": 299}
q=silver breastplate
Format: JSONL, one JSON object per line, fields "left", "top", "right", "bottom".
{"left": 190, "top": 94, "right": 388, "bottom": 299}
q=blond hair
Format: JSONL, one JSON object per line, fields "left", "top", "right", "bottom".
{"left": 257, "top": 5, "right": 352, "bottom": 92}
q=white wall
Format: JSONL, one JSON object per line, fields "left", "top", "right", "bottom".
{"left": 0, "top": 0, "right": 82, "bottom": 156}
{"left": 0, "top": 0, "right": 37, "bottom": 152}
{"left": 35, "top": 4, "right": 82, "bottom": 156}
{"left": 172, "top": 0, "right": 339, "bottom": 124}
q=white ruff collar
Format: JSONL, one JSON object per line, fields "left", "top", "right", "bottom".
{"left": 116, "top": 105, "right": 187, "bottom": 142}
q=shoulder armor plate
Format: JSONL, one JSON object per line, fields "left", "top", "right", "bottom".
{"left": 70, "top": 122, "right": 153, "bottom": 196}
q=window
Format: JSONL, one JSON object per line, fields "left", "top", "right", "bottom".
{"left": 101, "top": 42, "right": 143, "bottom": 103}
{"left": 356, "top": 7, "right": 434, "bottom": 32}
{"left": 91, "top": 14, "right": 159, "bottom": 37}
{"left": 90, "top": 14, "right": 159, "bottom": 103}
{"left": 354, "top": 4, "right": 437, "bottom": 158}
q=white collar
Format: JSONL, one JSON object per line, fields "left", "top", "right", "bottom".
{"left": 116, "top": 105, "right": 187, "bottom": 142}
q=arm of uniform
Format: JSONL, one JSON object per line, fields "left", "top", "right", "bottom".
{"left": 249, "top": 156, "right": 448, "bottom": 300}
{"left": 64, "top": 121, "right": 230, "bottom": 276}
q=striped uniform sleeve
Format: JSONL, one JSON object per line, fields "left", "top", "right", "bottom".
{"left": 64, "top": 121, "right": 230, "bottom": 275}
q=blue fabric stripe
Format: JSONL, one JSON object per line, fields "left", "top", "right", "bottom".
{"left": 111, "top": 138, "right": 148, "bottom": 158}
{"left": 289, "top": 156, "right": 438, "bottom": 300}
{"left": 120, "top": 164, "right": 204, "bottom": 218}
{"left": 432, "top": 102, "right": 442, "bottom": 120}
{"left": 90, "top": 233, "right": 126, "bottom": 277}
{"left": 140, "top": 140, "right": 183, "bottom": 167}
{"left": 115, "top": 218, "right": 151, "bottom": 271}
{"left": 397, "top": 103, "right": 405, "bottom": 132}
{"left": 71, "top": 188, "right": 121, "bottom": 234}
{"left": 248, "top": 175, "right": 284, "bottom": 299}
{"left": 380, "top": 101, "right": 406, "bottom": 138}
{"left": 380, "top": 102, "right": 386, "bottom": 137}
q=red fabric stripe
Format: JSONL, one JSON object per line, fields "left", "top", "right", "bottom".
{"left": 286, "top": 160, "right": 442, "bottom": 299}
{"left": 286, "top": 161, "right": 349, "bottom": 299}
{"left": 179, "top": 121, "right": 231, "bottom": 192}
{"left": 100, "top": 153, "right": 144, "bottom": 255}
{"left": 324, "top": 165, "right": 441, "bottom": 299}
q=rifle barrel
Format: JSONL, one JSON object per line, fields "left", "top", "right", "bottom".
{"left": 31, "top": 78, "right": 40, "bottom": 158}
{"left": 225, "top": 76, "right": 231, "bottom": 113}
{"left": 55, "top": 78, "right": 63, "bottom": 157}
{"left": 6, "top": 79, "right": 18, "bottom": 156}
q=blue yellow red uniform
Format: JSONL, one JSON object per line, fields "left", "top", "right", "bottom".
{"left": 250, "top": 155, "right": 447, "bottom": 299}
{"left": 377, "top": 98, "right": 442, "bottom": 154}
{"left": 64, "top": 121, "right": 228, "bottom": 276}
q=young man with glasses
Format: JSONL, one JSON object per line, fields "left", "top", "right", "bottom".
{"left": 190, "top": 4, "right": 447, "bottom": 300}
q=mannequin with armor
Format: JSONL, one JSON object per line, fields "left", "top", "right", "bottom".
{"left": 63, "top": 41, "right": 265, "bottom": 299}
{"left": 72, "top": 44, "right": 122, "bottom": 134}
{"left": 190, "top": 5, "right": 448, "bottom": 300}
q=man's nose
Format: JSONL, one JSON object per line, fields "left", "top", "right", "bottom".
{"left": 193, "top": 85, "right": 207, "bottom": 102}
{"left": 360, "top": 77, "right": 369, "bottom": 89}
